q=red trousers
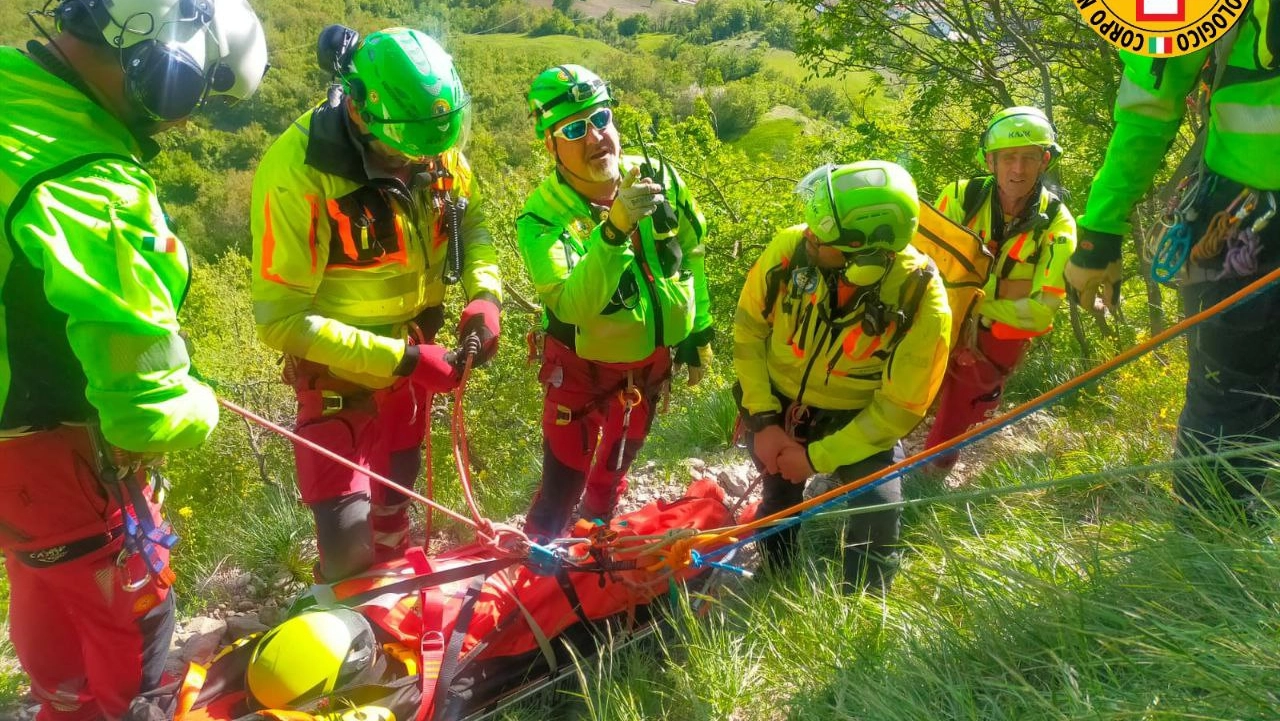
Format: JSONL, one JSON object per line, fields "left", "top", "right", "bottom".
{"left": 924, "top": 329, "right": 1030, "bottom": 470}
{"left": 524, "top": 338, "right": 671, "bottom": 538}
{"left": 0, "top": 427, "right": 174, "bottom": 721}
{"left": 292, "top": 376, "right": 429, "bottom": 578}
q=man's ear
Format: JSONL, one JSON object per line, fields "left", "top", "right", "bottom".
{"left": 1039, "top": 149, "right": 1051, "bottom": 172}
{"left": 984, "top": 152, "right": 996, "bottom": 175}
{"left": 543, "top": 132, "right": 555, "bottom": 155}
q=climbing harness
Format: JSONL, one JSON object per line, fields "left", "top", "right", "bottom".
{"left": 86, "top": 427, "right": 178, "bottom": 590}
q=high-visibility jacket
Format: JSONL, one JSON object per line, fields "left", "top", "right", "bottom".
{"left": 0, "top": 46, "right": 216, "bottom": 452}
{"left": 516, "top": 156, "right": 713, "bottom": 363}
{"left": 734, "top": 226, "right": 951, "bottom": 473}
{"left": 936, "top": 177, "right": 1075, "bottom": 339}
{"left": 251, "top": 98, "right": 502, "bottom": 388}
{"left": 1078, "top": 0, "right": 1280, "bottom": 260}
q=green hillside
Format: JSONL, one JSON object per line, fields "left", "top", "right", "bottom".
{"left": 3, "top": 1, "right": 1270, "bottom": 720}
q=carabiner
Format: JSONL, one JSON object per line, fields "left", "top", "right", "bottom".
{"left": 1151, "top": 222, "right": 1193, "bottom": 284}
{"left": 116, "top": 548, "right": 152, "bottom": 592}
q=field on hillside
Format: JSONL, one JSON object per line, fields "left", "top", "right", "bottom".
{"left": 521, "top": 0, "right": 685, "bottom": 20}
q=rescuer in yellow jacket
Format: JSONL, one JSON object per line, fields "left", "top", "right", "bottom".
{"left": 251, "top": 26, "right": 502, "bottom": 581}
{"left": 735, "top": 160, "right": 951, "bottom": 593}
{"left": 924, "top": 107, "right": 1076, "bottom": 472}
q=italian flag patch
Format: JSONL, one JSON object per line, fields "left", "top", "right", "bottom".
{"left": 142, "top": 235, "right": 178, "bottom": 253}
{"left": 1148, "top": 35, "right": 1172, "bottom": 55}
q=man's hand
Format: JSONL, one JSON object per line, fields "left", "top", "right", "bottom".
{"left": 777, "top": 445, "right": 815, "bottom": 484}
{"left": 673, "top": 340, "right": 714, "bottom": 387}
{"left": 1065, "top": 260, "right": 1122, "bottom": 315}
{"left": 457, "top": 298, "right": 501, "bottom": 366}
{"left": 405, "top": 344, "right": 461, "bottom": 394}
{"left": 1066, "top": 227, "right": 1125, "bottom": 314}
{"left": 608, "top": 167, "right": 664, "bottom": 233}
{"left": 752, "top": 424, "right": 801, "bottom": 475}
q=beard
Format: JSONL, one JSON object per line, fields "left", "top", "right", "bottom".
{"left": 583, "top": 158, "right": 621, "bottom": 184}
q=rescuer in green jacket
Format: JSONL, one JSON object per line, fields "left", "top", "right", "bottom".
{"left": 1065, "top": 4, "right": 1280, "bottom": 522}
{"left": 0, "top": 0, "right": 267, "bottom": 717}
{"left": 517, "top": 64, "right": 714, "bottom": 537}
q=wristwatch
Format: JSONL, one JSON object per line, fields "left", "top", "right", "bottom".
{"left": 742, "top": 411, "right": 782, "bottom": 433}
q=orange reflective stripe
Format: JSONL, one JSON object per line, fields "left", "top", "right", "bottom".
{"left": 172, "top": 662, "right": 207, "bottom": 721}
{"left": 938, "top": 194, "right": 950, "bottom": 213}
{"left": 841, "top": 326, "right": 862, "bottom": 357}
{"left": 1007, "top": 232, "right": 1029, "bottom": 262}
{"left": 1040, "top": 285, "right": 1066, "bottom": 297}
{"left": 990, "top": 320, "right": 1044, "bottom": 340}
{"left": 327, "top": 199, "right": 360, "bottom": 260}
{"left": 259, "top": 195, "right": 286, "bottom": 284}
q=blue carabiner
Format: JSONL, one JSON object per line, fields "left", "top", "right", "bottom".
{"left": 1151, "top": 222, "right": 1192, "bottom": 284}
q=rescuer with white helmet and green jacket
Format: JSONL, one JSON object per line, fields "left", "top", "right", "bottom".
{"left": 517, "top": 64, "right": 714, "bottom": 538}
{"left": 735, "top": 160, "right": 951, "bottom": 593}
{"left": 1065, "top": 5, "right": 1280, "bottom": 521}
{"left": 251, "top": 26, "right": 502, "bottom": 581}
{"left": 923, "top": 106, "right": 1076, "bottom": 472}
{"left": 0, "top": 0, "right": 267, "bottom": 717}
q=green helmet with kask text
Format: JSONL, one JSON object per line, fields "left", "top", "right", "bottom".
{"left": 978, "top": 106, "right": 1061, "bottom": 166}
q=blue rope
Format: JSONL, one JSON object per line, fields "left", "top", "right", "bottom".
{"left": 703, "top": 272, "right": 1280, "bottom": 563}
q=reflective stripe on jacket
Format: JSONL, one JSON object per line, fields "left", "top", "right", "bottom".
{"left": 0, "top": 46, "right": 216, "bottom": 452}
{"left": 516, "top": 156, "right": 713, "bottom": 363}
{"left": 1081, "top": 0, "right": 1280, "bottom": 240}
{"left": 251, "top": 99, "right": 502, "bottom": 388}
{"left": 734, "top": 225, "right": 951, "bottom": 473}
{"left": 936, "top": 177, "right": 1076, "bottom": 338}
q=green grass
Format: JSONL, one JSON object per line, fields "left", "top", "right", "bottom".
{"left": 761, "top": 48, "right": 877, "bottom": 99}
{"left": 731, "top": 109, "right": 807, "bottom": 159}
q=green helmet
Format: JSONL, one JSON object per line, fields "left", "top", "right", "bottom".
{"left": 246, "top": 608, "right": 380, "bottom": 709}
{"left": 978, "top": 106, "right": 1061, "bottom": 166}
{"left": 527, "top": 64, "right": 612, "bottom": 138}
{"left": 797, "top": 161, "right": 920, "bottom": 253}
{"left": 344, "top": 28, "right": 470, "bottom": 157}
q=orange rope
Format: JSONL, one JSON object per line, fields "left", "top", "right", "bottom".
{"left": 692, "top": 264, "right": 1280, "bottom": 551}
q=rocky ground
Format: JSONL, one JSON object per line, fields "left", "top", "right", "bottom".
{"left": 5, "top": 410, "right": 1057, "bottom": 719}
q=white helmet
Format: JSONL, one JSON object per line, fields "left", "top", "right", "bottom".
{"left": 207, "top": 0, "right": 268, "bottom": 105}
{"left": 56, "top": 0, "right": 267, "bottom": 120}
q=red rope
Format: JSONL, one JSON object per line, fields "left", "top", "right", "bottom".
{"left": 217, "top": 397, "right": 479, "bottom": 529}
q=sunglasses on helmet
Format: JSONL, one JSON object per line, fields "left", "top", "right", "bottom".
{"left": 552, "top": 107, "right": 613, "bottom": 141}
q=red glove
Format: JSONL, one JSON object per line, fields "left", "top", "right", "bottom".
{"left": 457, "top": 298, "right": 501, "bottom": 366}
{"left": 404, "top": 344, "right": 460, "bottom": 394}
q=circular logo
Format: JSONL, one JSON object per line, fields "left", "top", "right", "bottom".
{"left": 1073, "top": 0, "right": 1247, "bottom": 57}
{"left": 432, "top": 98, "right": 452, "bottom": 116}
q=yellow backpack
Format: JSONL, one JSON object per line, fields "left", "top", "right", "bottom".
{"left": 911, "top": 200, "right": 994, "bottom": 347}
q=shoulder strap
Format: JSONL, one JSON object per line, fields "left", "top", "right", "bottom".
{"left": 961, "top": 176, "right": 993, "bottom": 227}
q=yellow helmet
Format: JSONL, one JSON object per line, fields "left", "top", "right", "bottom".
{"left": 246, "top": 608, "right": 381, "bottom": 709}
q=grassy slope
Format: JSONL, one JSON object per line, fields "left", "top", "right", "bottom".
{"left": 4, "top": 21, "right": 1273, "bottom": 721}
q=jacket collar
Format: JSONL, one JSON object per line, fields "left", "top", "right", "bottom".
{"left": 25, "top": 41, "right": 158, "bottom": 160}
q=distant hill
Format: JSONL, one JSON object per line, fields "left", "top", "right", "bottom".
{"left": 521, "top": 0, "right": 685, "bottom": 20}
